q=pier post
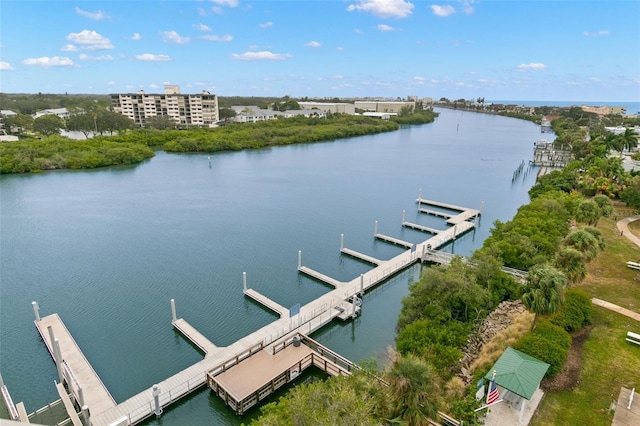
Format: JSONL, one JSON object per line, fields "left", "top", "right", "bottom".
{"left": 77, "top": 386, "right": 85, "bottom": 408}
{"left": 153, "top": 384, "right": 162, "bottom": 417}
{"left": 360, "top": 274, "right": 364, "bottom": 296}
{"left": 418, "top": 188, "right": 422, "bottom": 201}
{"left": 402, "top": 210, "right": 406, "bottom": 224}
{"left": 298, "top": 250, "right": 302, "bottom": 269}
{"left": 243, "top": 272, "right": 247, "bottom": 292}
{"left": 374, "top": 221, "right": 378, "bottom": 235}
{"left": 80, "top": 406, "right": 90, "bottom": 426}
{"left": 352, "top": 297, "right": 357, "bottom": 319}
{"left": 32, "top": 301, "right": 40, "bottom": 322}
{"left": 480, "top": 201, "right": 485, "bottom": 214}
{"left": 340, "top": 234, "right": 344, "bottom": 250}
{"left": 47, "top": 326, "right": 64, "bottom": 383}
{"left": 453, "top": 225, "right": 457, "bottom": 240}
{"left": 170, "top": 299, "right": 177, "bottom": 322}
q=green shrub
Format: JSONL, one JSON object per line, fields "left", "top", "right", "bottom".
{"left": 532, "top": 320, "right": 571, "bottom": 350}
{"left": 514, "top": 334, "right": 568, "bottom": 377}
{"left": 550, "top": 288, "right": 593, "bottom": 332}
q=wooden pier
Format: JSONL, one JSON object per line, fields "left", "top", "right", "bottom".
{"left": 172, "top": 318, "right": 219, "bottom": 355}
{"left": 298, "top": 265, "right": 345, "bottom": 288}
{"left": 29, "top": 195, "right": 482, "bottom": 425}
{"left": 340, "top": 247, "right": 384, "bottom": 266}
{"left": 402, "top": 221, "right": 441, "bottom": 234}
{"left": 34, "top": 313, "right": 117, "bottom": 416}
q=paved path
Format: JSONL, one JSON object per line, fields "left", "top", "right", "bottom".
{"left": 592, "top": 298, "right": 640, "bottom": 322}
{"left": 617, "top": 215, "right": 640, "bottom": 248}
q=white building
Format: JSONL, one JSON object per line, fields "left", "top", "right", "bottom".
{"left": 110, "top": 85, "right": 219, "bottom": 127}
{"left": 34, "top": 108, "right": 70, "bottom": 119}
{"left": 354, "top": 100, "right": 415, "bottom": 113}
{"left": 297, "top": 102, "right": 355, "bottom": 115}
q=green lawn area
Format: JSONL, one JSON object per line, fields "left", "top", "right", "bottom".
{"left": 531, "top": 211, "right": 640, "bottom": 425}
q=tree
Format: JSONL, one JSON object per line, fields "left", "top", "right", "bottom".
{"left": 555, "top": 247, "right": 587, "bottom": 285}
{"left": 521, "top": 264, "right": 566, "bottom": 330}
{"left": 1, "top": 113, "right": 34, "bottom": 134}
{"left": 144, "top": 115, "right": 176, "bottom": 130}
{"left": 388, "top": 353, "right": 441, "bottom": 425}
{"left": 66, "top": 113, "right": 97, "bottom": 138}
{"left": 98, "top": 110, "right": 134, "bottom": 134}
{"left": 561, "top": 228, "right": 601, "bottom": 261}
{"left": 620, "top": 128, "right": 638, "bottom": 153}
{"left": 218, "top": 107, "right": 237, "bottom": 121}
{"left": 575, "top": 200, "right": 601, "bottom": 226}
{"left": 33, "top": 114, "right": 65, "bottom": 136}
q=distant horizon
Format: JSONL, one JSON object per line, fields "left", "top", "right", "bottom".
{"left": 1, "top": 1, "right": 638, "bottom": 101}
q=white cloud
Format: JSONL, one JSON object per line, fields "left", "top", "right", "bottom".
{"left": 160, "top": 31, "right": 190, "bottom": 44}
{"left": 305, "top": 41, "right": 321, "bottom": 47}
{"left": 75, "top": 7, "right": 108, "bottom": 20}
{"left": 354, "top": 29, "right": 364, "bottom": 35}
{"left": 61, "top": 44, "right": 79, "bottom": 52}
{"left": 337, "top": 46, "right": 344, "bottom": 51}
{"left": 460, "top": 0, "right": 475, "bottom": 14}
{"left": 67, "top": 30, "right": 114, "bottom": 50}
{"left": 212, "top": 7, "right": 223, "bottom": 14}
{"left": 347, "top": 0, "right": 414, "bottom": 18}
{"left": 107, "top": 81, "right": 116, "bottom": 85}
{"left": 194, "top": 23, "right": 212, "bottom": 32}
{"left": 198, "top": 7, "right": 208, "bottom": 16}
{"left": 135, "top": 53, "right": 171, "bottom": 61}
{"left": 22, "top": 56, "right": 74, "bottom": 67}
{"left": 202, "top": 34, "right": 233, "bottom": 42}
{"left": 413, "top": 76, "right": 425, "bottom": 82}
{"left": 131, "top": 33, "right": 141, "bottom": 40}
{"left": 583, "top": 30, "right": 610, "bottom": 37}
{"left": 211, "top": 0, "right": 239, "bottom": 6}
{"left": 0, "top": 61, "right": 14, "bottom": 70}
{"left": 377, "top": 24, "right": 394, "bottom": 31}
{"left": 430, "top": 5, "right": 455, "bottom": 17}
{"left": 231, "top": 51, "right": 291, "bottom": 60}
{"left": 260, "top": 21, "right": 273, "bottom": 28}
{"left": 517, "top": 62, "right": 547, "bottom": 70}
{"left": 79, "top": 53, "right": 114, "bottom": 61}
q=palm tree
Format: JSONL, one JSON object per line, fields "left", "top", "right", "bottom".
{"left": 521, "top": 264, "right": 566, "bottom": 330}
{"left": 620, "top": 128, "right": 639, "bottom": 153}
{"left": 555, "top": 247, "right": 587, "bottom": 285}
{"left": 387, "top": 353, "right": 441, "bottom": 425}
{"left": 562, "top": 228, "right": 601, "bottom": 261}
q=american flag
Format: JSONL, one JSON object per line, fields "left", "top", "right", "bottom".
{"left": 486, "top": 378, "right": 500, "bottom": 405}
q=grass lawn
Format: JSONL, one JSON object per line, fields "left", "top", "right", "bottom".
{"left": 530, "top": 210, "right": 640, "bottom": 425}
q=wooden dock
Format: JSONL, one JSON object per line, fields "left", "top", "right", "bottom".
{"left": 298, "top": 266, "right": 345, "bottom": 288}
{"left": 244, "top": 288, "right": 290, "bottom": 317}
{"left": 34, "top": 314, "right": 116, "bottom": 416}
{"left": 402, "top": 221, "right": 441, "bottom": 234}
{"left": 172, "top": 318, "right": 219, "bottom": 355}
{"left": 418, "top": 207, "right": 452, "bottom": 218}
{"left": 374, "top": 232, "right": 414, "bottom": 248}
{"left": 207, "top": 334, "right": 353, "bottom": 415}
{"left": 340, "top": 247, "right": 384, "bottom": 265}
{"left": 417, "top": 198, "right": 481, "bottom": 225}
{"left": 30, "top": 197, "right": 482, "bottom": 426}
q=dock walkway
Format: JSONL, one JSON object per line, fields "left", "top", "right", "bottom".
{"left": 34, "top": 314, "right": 116, "bottom": 416}
{"left": 32, "top": 196, "right": 481, "bottom": 426}
{"left": 244, "top": 289, "right": 290, "bottom": 318}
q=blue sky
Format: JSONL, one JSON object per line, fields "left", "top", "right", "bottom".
{"left": 1, "top": 0, "right": 639, "bottom": 101}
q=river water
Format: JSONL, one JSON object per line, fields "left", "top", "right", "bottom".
{"left": 0, "top": 109, "right": 546, "bottom": 424}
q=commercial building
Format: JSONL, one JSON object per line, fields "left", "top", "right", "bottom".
{"left": 297, "top": 102, "right": 355, "bottom": 115}
{"left": 110, "top": 85, "right": 219, "bottom": 127}
{"left": 354, "top": 100, "right": 415, "bottom": 114}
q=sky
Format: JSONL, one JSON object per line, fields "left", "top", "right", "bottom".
{"left": 1, "top": 0, "right": 639, "bottom": 102}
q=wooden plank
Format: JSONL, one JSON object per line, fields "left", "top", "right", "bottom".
{"left": 403, "top": 221, "right": 441, "bottom": 234}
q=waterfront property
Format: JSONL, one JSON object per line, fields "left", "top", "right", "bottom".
{"left": 16, "top": 194, "right": 481, "bottom": 425}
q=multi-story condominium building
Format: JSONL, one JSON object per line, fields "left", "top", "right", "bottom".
{"left": 110, "top": 85, "right": 219, "bottom": 127}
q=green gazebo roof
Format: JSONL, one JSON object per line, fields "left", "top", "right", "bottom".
{"left": 484, "top": 347, "right": 550, "bottom": 400}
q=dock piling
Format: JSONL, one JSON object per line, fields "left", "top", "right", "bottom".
{"left": 374, "top": 221, "right": 378, "bottom": 235}
{"left": 340, "top": 234, "right": 344, "bottom": 250}
{"left": 243, "top": 272, "right": 247, "bottom": 292}
{"left": 47, "top": 326, "right": 64, "bottom": 383}
{"left": 152, "top": 385, "right": 162, "bottom": 417}
{"left": 402, "top": 210, "right": 406, "bottom": 223}
{"left": 298, "top": 250, "right": 302, "bottom": 269}
{"left": 32, "top": 301, "right": 40, "bottom": 322}
{"left": 170, "top": 299, "right": 177, "bottom": 322}
{"left": 360, "top": 274, "right": 364, "bottom": 296}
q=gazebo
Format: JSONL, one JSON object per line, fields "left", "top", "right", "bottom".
{"left": 484, "top": 347, "right": 550, "bottom": 424}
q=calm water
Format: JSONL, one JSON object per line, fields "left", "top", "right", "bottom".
{"left": 0, "top": 109, "right": 546, "bottom": 424}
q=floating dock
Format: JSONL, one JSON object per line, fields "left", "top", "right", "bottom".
{"left": 27, "top": 194, "right": 482, "bottom": 425}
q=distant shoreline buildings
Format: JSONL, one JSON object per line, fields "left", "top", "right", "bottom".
{"left": 110, "top": 85, "right": 220, "bottom": 127}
